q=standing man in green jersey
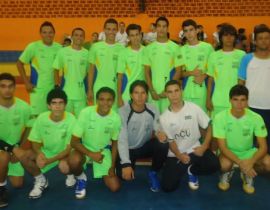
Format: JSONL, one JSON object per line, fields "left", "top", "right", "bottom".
{"left": 213, "top": 85, "right": 270, "bottom": 194}
{"left": 0, "top": 73, "right": 31, "bottom": 208}
{"left": 144, "top": 16, "right": 181, "bottom": 113}
{"left": 88, "top": 18, "right": 125, "bottom": 107}
{"left": 68, "top": 87, "right": 121, "bottom": 199}
{"left": 178, "top": 19, "right": 214, "bottom": 112}
{"left": 207, "top": 24, "right": 245, "bottom": 119}
{"left": 54, "top": 28, "right": 89, "bottom": 117}
{"left": 17, "top": 21, "right": 62, "bottom": 118}
{"left": 17, "top": 88, "right": 76, "bottom": 199}
{"left": 117, "top": 24, "right": 145, "bottom": 107}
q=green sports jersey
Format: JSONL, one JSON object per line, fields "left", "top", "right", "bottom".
{"left": 19, "top": 40, "right": 62, "bottom": 90}
{"left": 89, "top": 41, "right": 124, "bottom": 93}
{"left": 213, "top": 109, "right": 267, "bottom": 159}
{"left": 178, "top": 42, "right": 214, "bottom": 100}
{"left": 53, "top": 46, "right": 89, "bottom": 100}
{"left": 28, "top": 111, "right": 76, "bottom": 158}
{"left": 0, "top": 98, "right": 31, "bottom": 145}
{"left": 117, "top": 45, "right": 145, "bottom": 101}
{"left": 207, "top": 49, "right": 245, "bottom": 107}
{"left": 143, "top": 40, "right": 180, "bottom": 93}
{"left": 73, "top": 106, "right": 121, "bottom": 152}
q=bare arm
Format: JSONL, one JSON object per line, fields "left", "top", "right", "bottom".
{"left": 206, "top": 76, "right": 214, "bottom": 111}
{"left": 71, "top": 135, "right": 103, "bottom": 162}
{"left": 54, "top": 70, "right": 60, "bottom": 86}
{"left": 17, "top": 60, "right": 34, "bottom": 92}
{"left": 145, "top": 65, "right": 159, "bottom": 100}
{"left": 87, "top": 64, "right": 95, "bottom": 104}
{"left": 238, "top": 79, "right": 245, "bottom": 85}
{"left": 117, "top": 73, "right": 124, "bottom": 107}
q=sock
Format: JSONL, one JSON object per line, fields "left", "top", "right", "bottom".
{"left": 76, "top": 172, "right": 87, "bottom": 181}
{"left": 34, "top": 174, "right": 46, "bottom": 183}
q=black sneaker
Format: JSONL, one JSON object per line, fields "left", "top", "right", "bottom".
{"left": 0, "top": 187, "right": 8, "bottom": 208}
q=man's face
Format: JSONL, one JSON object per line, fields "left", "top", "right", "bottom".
{"left": 72, "top": 30, "right": 85, "bottom": 46}
{"left": 156, "top": 20, "right": 168, "bottom": 39}
{"left": 166, "top": 84, "right": 182, "bottom": 104}
{"left": 104, "top": 23, "right": 118, "bottom": 41}
{"left": 130, "top": 85, "right": 147, "bottom": 107}
{"left": 0, "top": 80, "right": 15, "bottom": 100}
{"left": 119, "top": 23, "right": 125, "bottom": 33}
{"left": 230, "top": 95, "right": 248, "bottom": 112}
{"left": 97, "top": 92, "right": 114, "bottom": 115}
{"left": 128, "top": 29, "right": 141, "bottom": 46}
{"left": 222, "top": 33, "right": 235, "bottom": 49}
{"left": 48, "top": 98, "right": 66, "bottom": 117}
{"left": 91, "top": 33, "right": 98, "bottom": 42}
{"left": 183, "top": 25, "right": 198, "bottom": 43}
{"left": 255, "top": 32, "right": 270, "bottom": 51}
{"left": 40, "top": 26, "right": 55, "bottom": 45}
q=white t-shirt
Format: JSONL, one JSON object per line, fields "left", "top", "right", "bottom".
{"left": 116, "top": 31, "right": 128, "bottom": 46}
{"left": 98, "top": 32, "right": 106, "bottom": 41}
{"left": 143, "top": 32, "right": 157, "bottom": 42}
{"left": 160, "top": 101, "right": 210, "bottom": 157}
{"left": 244, "top": 57, "right": 270, "bottom": 109}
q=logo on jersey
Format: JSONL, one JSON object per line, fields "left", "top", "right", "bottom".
{"left": 174, "top": 129, "right": 191, "bottom": 139}
{"left": 185, "top": 115, "right": 192, "bottom": 120}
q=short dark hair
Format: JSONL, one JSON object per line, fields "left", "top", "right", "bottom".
{"left": 238, "top": 28, "right": 245, "bottom": 34}
{"left": 104, "top": 18, "right": 118, "bottom": 29}
{"left": 126, "top": 24, "right": 142, "bottom": 35}
{"left": 47, "top": 88, "right": 68, "bottom": 104}
{"left": 219, "top": 24, "right": 237, "bottom": 48}
{"left": 229, "top": 85, "right": 249, "bottom": 99}
{"left": 71, "top": 27, "right": 85, "bottom": 36}
{"left": 182, "top": 19, "right": 197, "bottom": 29}
{"left": 156, "top": 16, "right": 169, "bottom": 27}
{"left": 165, "top": 80, "right": 181, "bottom": 91}
{"left": 254, "top": 24, "right": 270, "bottom": 40}
{"left": 129, "top": 80, "right": 148, "bottom": 94}
{"left": 96, "top": 87, "right": 115, "bottom": 100}
{"left": 40, "top": 21, "right": 55, "bottom": 33}
{"left": 0, "top": 73, "right": 16, "bottom": 85}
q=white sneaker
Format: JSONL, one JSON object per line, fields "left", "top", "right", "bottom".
{"left": 187, "top": 165, "right": 199, "bottom": 190}
{"left": 29, "top": 178, "right": 49, "bottom": 199}
{"left": 75, "top": 179, "right": 87, "bottom": 199}
{"left": 218, "top": 170, "right": 234, "bottom": 191}
{"left": 241, "top": 172, "right": 255, "bottom": 194}
{"left": 65, "top": 175, "right": 76, "bottom": 188}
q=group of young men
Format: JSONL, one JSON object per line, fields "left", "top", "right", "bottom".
{"left": 1, "top": 16, "right": 270, "bottom": 208}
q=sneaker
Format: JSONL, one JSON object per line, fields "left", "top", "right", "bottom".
{"left": 241, "top": 172, "right": 255, "bottom": 194}
{"left": 0, "top": 187, "right": 8, "bottom": 208}
{"left": 148, "top": 171, "right": 160, "bottom": 192}
{"left": 29, "top": 178, "right": 49, "bottom": 199}
{"left": 218, "top": 170, "right": 235, "bottom": 191}
{"left": 188, "top": 165, "right": 199, "bottom": 190}
{"left": 75, "top": 179, "right": 86, "bottom": 199}
{"left": 65, "top": 175, "right": 76, "bottom": 188}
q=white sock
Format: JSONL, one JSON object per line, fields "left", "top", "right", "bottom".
{"left": 34, "top": 174, "right": 46, "bottom": 183}
{"left": 67, "top": 174, "right": 75, "bottom": 179}
{"left": 0, "top": 180, "right": 7, "bottom": 187}
{"left": 76, "top": 172, "right": 87, "bottom": 181}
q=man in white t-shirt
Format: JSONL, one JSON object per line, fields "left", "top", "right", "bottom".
{"left": 157, "top": 80, "right": 220, "bottom": 192}
{"left": 238, "top": 24, "right": 270, "bottom": 152}
{"left": 116, "top": 22, "right": 128, "bottom": 46}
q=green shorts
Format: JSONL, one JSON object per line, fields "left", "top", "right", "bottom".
{"left": 66, "top": 99, "right": 87, "bottom": 117}
{"left": 233, "top": 148, "right": 258, "bottom": 160}
{"left": 85, "top": 149, "right": 112, "bottom": 178}
{"left": 40, "top": 161, "right": 59, "bottom": 174}
{"left": 8, "top": 162, "right": 24, "bottom": 177}
{"left": 30, "top": 88, "right": 50, "bottom": 116}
